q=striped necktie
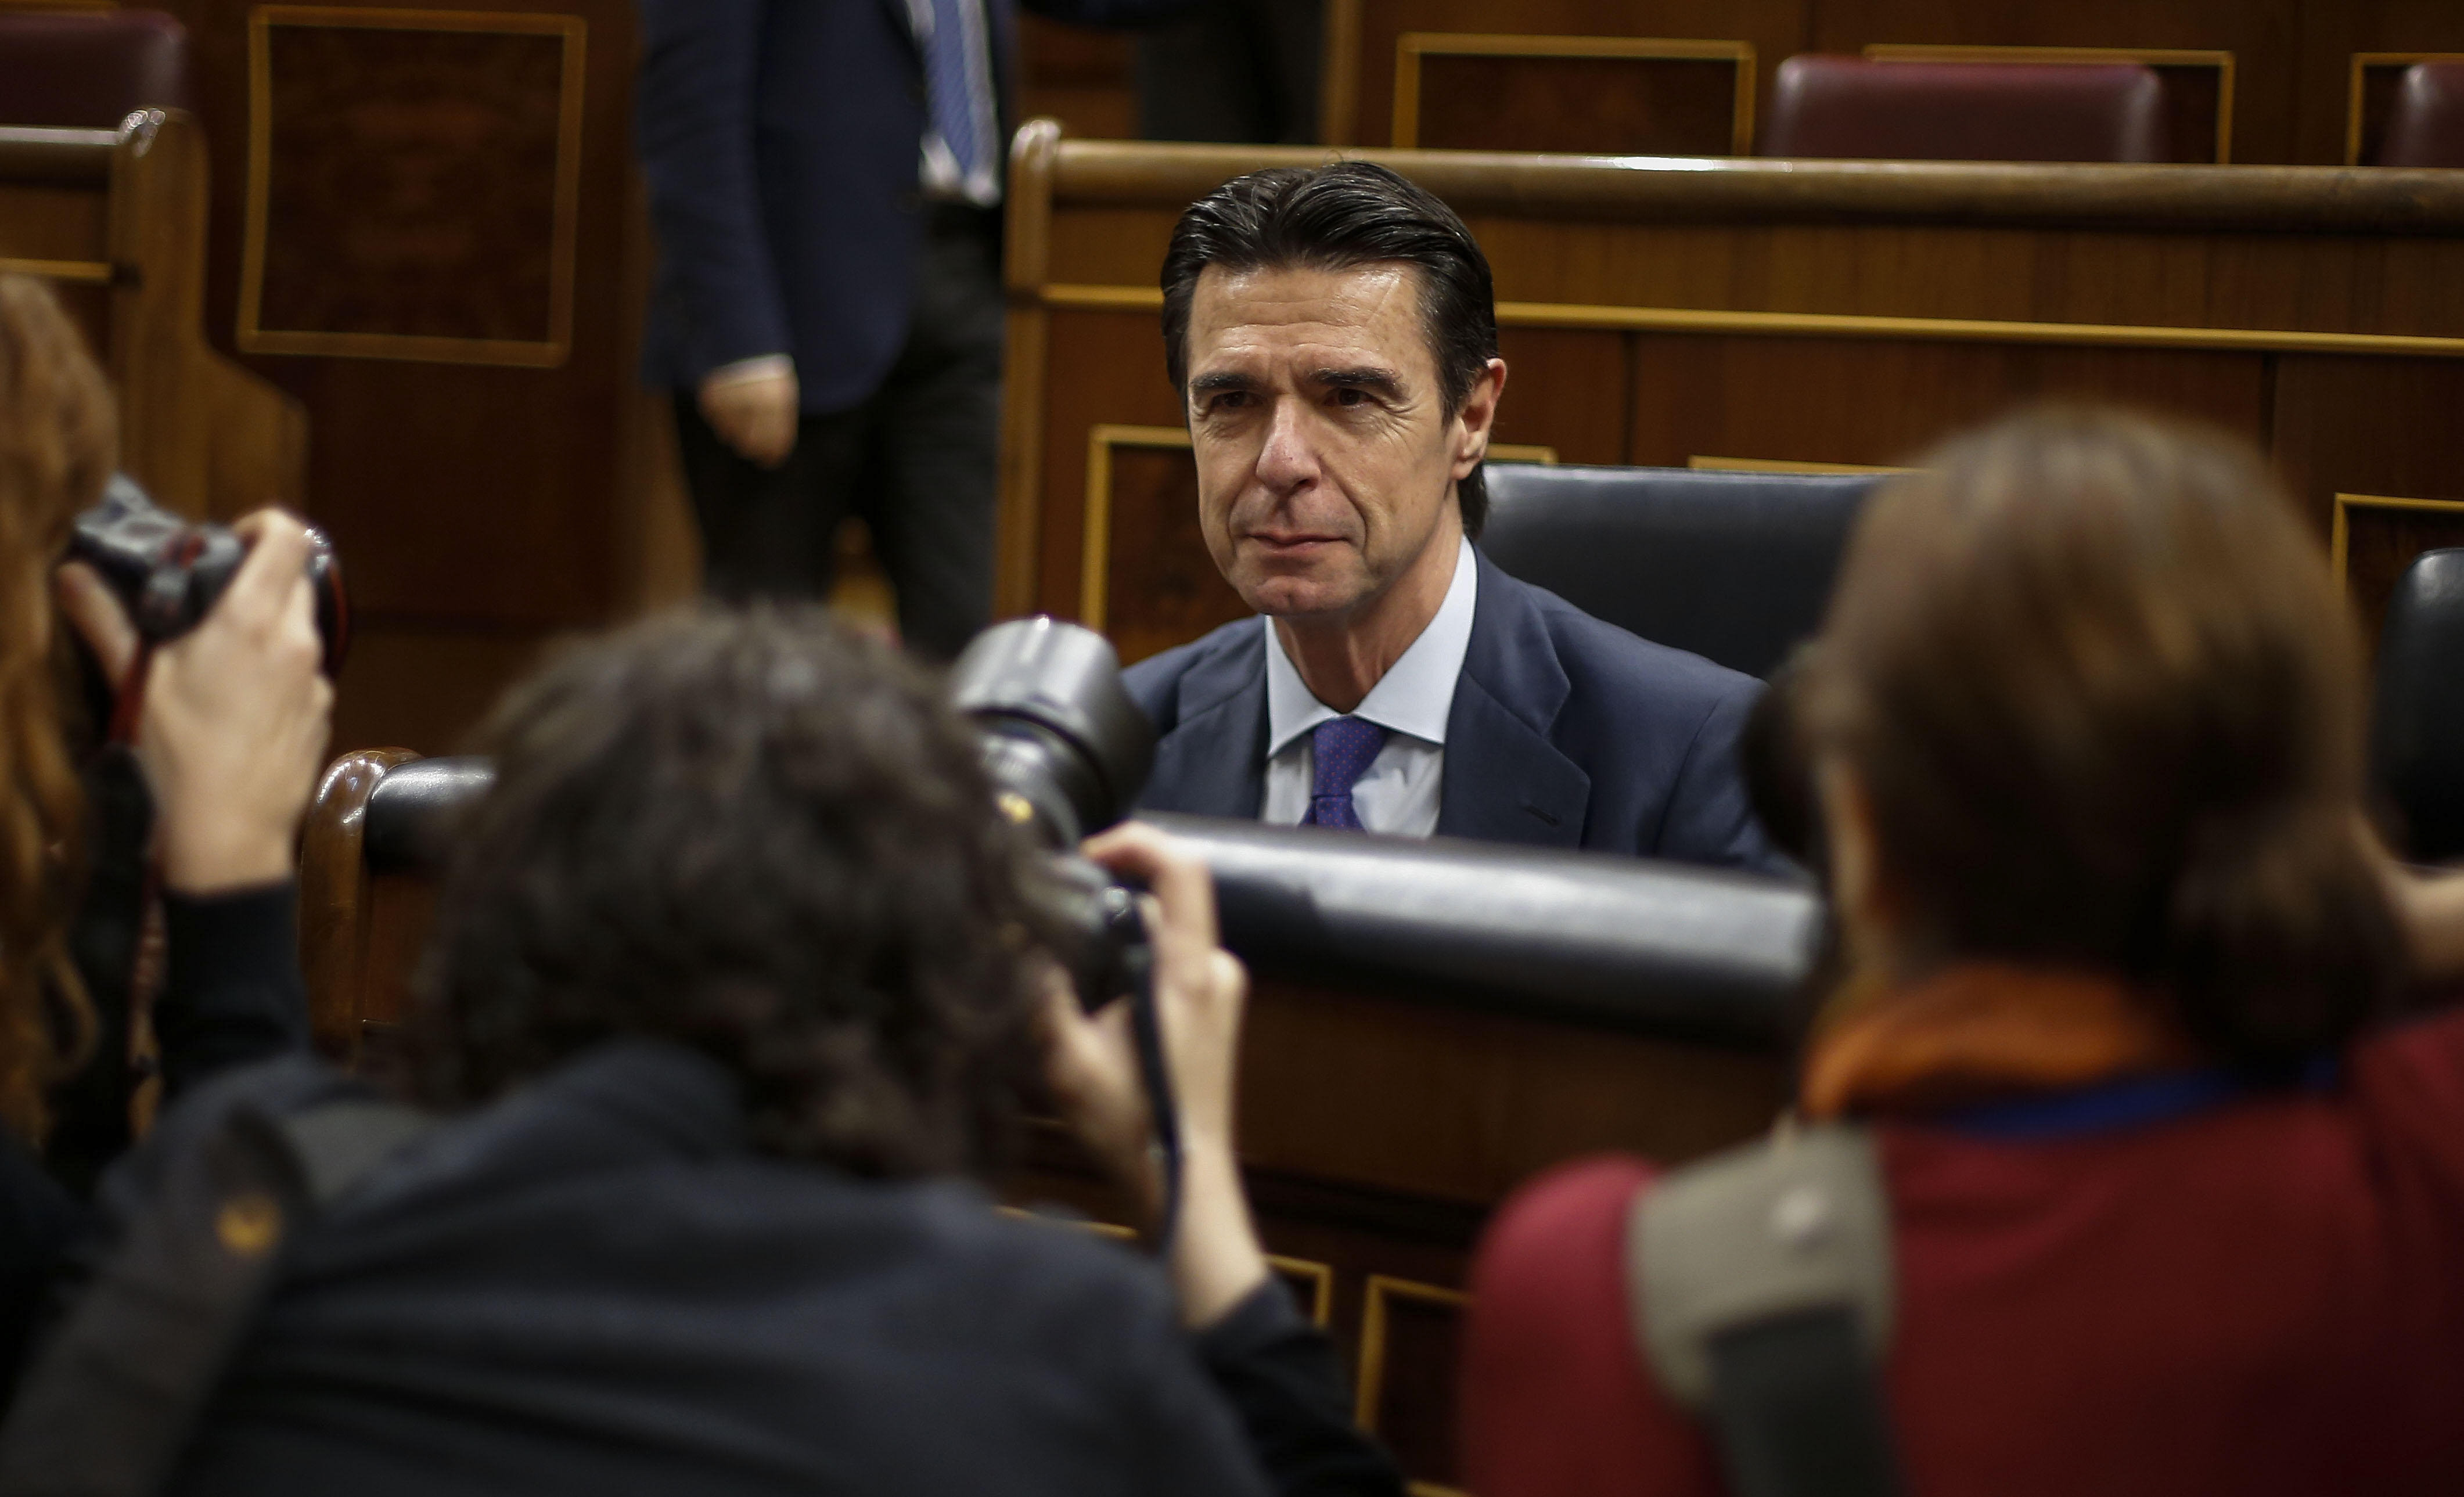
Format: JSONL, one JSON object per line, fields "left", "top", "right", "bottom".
{"left": 925, "top": 0, "right": 994, "bottom": 189}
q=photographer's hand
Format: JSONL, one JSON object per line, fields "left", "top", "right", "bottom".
{"left": 56, "top": 510, "right": 334, "bottom": 894}
{"left": 1042, "top": 822, "right": 1269, "bottom": 1329}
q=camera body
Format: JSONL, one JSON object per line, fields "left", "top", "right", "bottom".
{"left": 68, "top": 476, "right": 349, "bottom": 674}
{"left": 949, "top": 617, "right": 1156, "bottom": 1010}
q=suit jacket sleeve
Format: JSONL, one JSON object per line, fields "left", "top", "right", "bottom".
{"left": 1654, "top": 681, "right": 1790, "bottom": 876}
{"left": 636, "top": 0, "right": 794, "bottom": 384}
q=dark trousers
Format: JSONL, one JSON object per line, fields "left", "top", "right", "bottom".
{"left": 674, "top": 205, "right": 1002, "bottom": 660}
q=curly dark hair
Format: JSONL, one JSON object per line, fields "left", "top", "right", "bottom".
{"left": 415, "top": 607, "right": 1059, "bottom": 1179}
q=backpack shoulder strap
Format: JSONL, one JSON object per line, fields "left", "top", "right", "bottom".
{"left": 0, "top": 1093, "right": 431, "bottom": 1497}
{"left": 1626, "top": 1122, "right": 1904, "bottom": 1497}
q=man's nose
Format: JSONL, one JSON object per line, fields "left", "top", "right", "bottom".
{"left": 1254, "top": 399, "right": 1322, "bottom": 491}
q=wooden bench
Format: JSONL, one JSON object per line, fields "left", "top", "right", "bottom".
{"left": 300, "top": 747, "right": 1802, "bottom": 1492}
{"left": 0, "top": 110, "right": 303, "bottom": 519}
{"left": 997, "top": 128, "right": 2464, "bottom": 670}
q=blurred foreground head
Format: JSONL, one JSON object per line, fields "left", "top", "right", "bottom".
{"left": 1800, "top": 405, "right": 2402, "bottom": 1061}
{"left": 419, "top": 608, "right": 1055, "bottom": 1178}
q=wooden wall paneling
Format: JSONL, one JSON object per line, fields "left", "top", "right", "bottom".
{"left": 1626, "top": 336, "right": 2270, "bottom": 470}
{"left": 156, "top": 0, "right": 646, "bottom": 757}
{"left": 1463, "top": 217, "right": 2464, "bottom": 343}
{"left": 2269, "top": 356, "right": 2464, "bottom": 650}
{"left": 1017, "top": 13, "right": 1136, "bottom": 142}
{"left": 2332, "top": 493, "right": 2464, "bottom": 663}
{"left": 1028, "top": 305, "right": 1185, "bottom": 620}
{"left": 1811, "top": 0, "right": 2300, "bottom": 163}
{"left": 1340, "top": 0, "right": 1808, "bottom": 149}
{"left": 1395, "top": 34, "right": 1751, "bottom": 156}
{"left": 1081, "top": 424, "right": 1246, "bottom": 663}
{"left": 1493, "top": 326, "right": 1629, "bottom": 464}
{"left": 1859, "top": 44, "right": 2235, "bottom": 163}
{"left": 2292, "top": 0, "right": 2464, "bottom": 165}
{"left": 1357, "top": 1276, "right": 1470, "bottom": 1494}
{"left": 1238, "top": 982, "right": 1788, "bottom": 1205}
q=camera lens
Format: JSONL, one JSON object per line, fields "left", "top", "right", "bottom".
{"left": 949, "top": 618, "right": 1153, "bottom": 849}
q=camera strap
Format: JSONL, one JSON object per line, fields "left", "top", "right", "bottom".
{"left": 102, "top": 640, "right": 154, "bottom": 749}
{"left": 1627, "top": 1123, "right": 1905, "bottom": 1497}
{"left": 1123, "top": 957, "right": 1183, "bottom": 1257}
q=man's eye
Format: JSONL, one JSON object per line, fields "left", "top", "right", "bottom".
{"left": 1208, "top": 391, "right": 1251, "bottom": 412}
{"left": 1333, "top": 387, "right": 1369, "bottom": 407}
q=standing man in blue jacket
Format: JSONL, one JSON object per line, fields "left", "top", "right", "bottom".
{"left": 635, "top": 0, "right": 1164, "bottom": 657}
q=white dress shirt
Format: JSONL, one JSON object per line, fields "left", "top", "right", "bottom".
{"left": 1261, "top": 537, "right": 1478, "bottom": 837}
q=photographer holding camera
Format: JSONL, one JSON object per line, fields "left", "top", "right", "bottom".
{"left": 25, "top": 607, "right": 1398, "bottom": 1497}
{"left": 0, "top": 275, "right": 328, "bottom": 1391}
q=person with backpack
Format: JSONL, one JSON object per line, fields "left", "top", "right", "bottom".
{"left": 1461, "top": 405, "right": 2464, "bottom": 1497}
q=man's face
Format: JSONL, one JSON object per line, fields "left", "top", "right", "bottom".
{"left": 1182, "top": 262, "right": 1495, "bottom": 620}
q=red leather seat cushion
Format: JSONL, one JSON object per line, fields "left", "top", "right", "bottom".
{"left": 1762, "top": 55, "right": 2166, "bottom": 164}
{"left": 2381, "top": 62, "right": 2464, "bottom": 168}
{"left": 0, "top": 10, "right": 188, "bottom": 130}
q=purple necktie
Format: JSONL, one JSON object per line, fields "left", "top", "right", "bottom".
{"left": 1304, "top": 717, "right": 1387, "bottom": 832}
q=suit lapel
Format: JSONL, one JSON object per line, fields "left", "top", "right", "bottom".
{"left": 1142, "top": 627, "right": 1269, "bottom": 820}
{"left": 1437, "top": 556, "right": 1590, "bottom": 848}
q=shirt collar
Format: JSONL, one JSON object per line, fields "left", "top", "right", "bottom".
{"left": 1264, "top": 536, "right": 1478, "bottom": 758}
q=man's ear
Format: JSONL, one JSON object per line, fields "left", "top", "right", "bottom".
{"left": 1450, "top": 357, "right": 1508, "bottom": 480}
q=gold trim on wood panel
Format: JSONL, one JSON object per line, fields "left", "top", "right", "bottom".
{"left": 2329, "top": 493, "right": 2464, "bottom": 600}
{"left": 1355, "top": 1274, "right": 1471, "bottom": 1497}
{"left": 1488, "top": 444, "right": 1558, "bottom": 464}
{"left": 1689, "top": 455, "right": 1914, "bottom": 474}
{"left": 1864, "top": 44, "right": 2236, "bottom": 164}
{"left": 1267, "top": 1255, "right": 1335, "bottom": 1327}
{"left": 1080, "top": 423, "right": 1190, "bottom": 632}
{"left": 1354, "top": 1275, "right": 1471, "bottom": 1426}
{"left": 1393, "top": 34, "right": 1755, "bottom": 155}
{"left": 1319, "top": 0, "right": 1362, "bottom": 146}
{"left": 238, "top": 6, "right": 588, "bottom": 367}
{"left": 2347, "top": 53, "right": 2464, "bottom": 165}
{"left": 0, "top": 257, "right": 111, "bottom": 284}
{"left": 1038, "top": 284, "right": 2464, "bottom": 358}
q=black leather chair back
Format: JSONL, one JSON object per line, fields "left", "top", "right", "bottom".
{"left": 2372, "top": 548, "right": 2464, "bottom": 863}
{"left": 1480, "top": 463, "right": 1884, "bottom": 680}
{"left": 364, "top": 758, "right": 1818, "bottom": 1044}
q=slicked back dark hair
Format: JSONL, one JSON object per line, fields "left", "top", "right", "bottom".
{"left": 1161, "top": 161, "right": 1501, "bottom": 538}
{"left": 416, "top": 607, "right": 1060, "bottom": 1181}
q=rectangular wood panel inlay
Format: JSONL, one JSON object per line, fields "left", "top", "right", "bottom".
{"left": 240, "top": 6, "right": 586, "bottom": 366}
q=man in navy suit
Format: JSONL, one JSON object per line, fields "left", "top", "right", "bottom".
{"left": 635, "top": 0, "right": 1161, "bottom": 656}
{"left": 1125, "top": 163, "right": 1778, "bottom": 870}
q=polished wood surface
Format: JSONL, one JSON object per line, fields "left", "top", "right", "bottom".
{"left": 148, "top": 0, "right": 654, "bottom": 757}
{"left": 1001, "top": 133, "right": 2464, "bottom": 661}
{"left": 1397, "top": 35, "right": 1751, "bottom": 157}
{"left": 300, "top": 748, "right": 1790, "bottom": 1491}
{"left": 0, "top": 113, "right": 304, "bottom": 521}
{"left": 297, "top": 746, "right": 418, "bottom": 1060}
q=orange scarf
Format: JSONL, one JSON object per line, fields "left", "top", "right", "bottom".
{"left": 1800, "top": 963, "right": 2196, "bottom": 1121}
